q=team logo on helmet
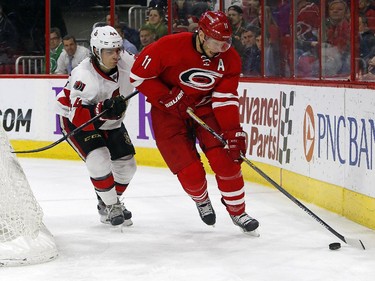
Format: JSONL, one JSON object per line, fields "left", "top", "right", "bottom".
{"left": 179, "top": 68, "right": 223, "bottom": 91}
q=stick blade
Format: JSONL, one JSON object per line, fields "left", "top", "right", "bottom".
{"left": 344, "top": 237, "right": 366, "bottom": 250}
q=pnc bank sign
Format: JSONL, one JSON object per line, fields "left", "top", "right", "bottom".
{"left": 302, "top": 105, "right": 375, "bottom": 170}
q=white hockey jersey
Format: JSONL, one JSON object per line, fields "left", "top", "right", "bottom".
{"left": 56, "top": 51, "right": 135, "bottom": 131}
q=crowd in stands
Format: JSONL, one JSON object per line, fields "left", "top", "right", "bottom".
{"left": 2, "top": 0, "right": 375, "bottom": 81}
{"left": 54, "top": 34, "right": 91, "bottom": 75}
{"left": 224, "top": 0, "right": 375, "bottom": 80}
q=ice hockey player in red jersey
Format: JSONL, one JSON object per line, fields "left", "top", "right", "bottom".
{"left": 130, "top": 11, "right": 259, "bottom": 234}
{"left": 56, "top": 26, "right": 137, "bottom": 227}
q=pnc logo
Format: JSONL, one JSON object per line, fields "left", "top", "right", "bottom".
{"left": 303, "top": 105, "right": 315, "bottom": 162}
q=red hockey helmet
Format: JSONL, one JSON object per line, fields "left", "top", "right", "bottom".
{"left": 198, "top": 10, "right": 232, "bottom": 42}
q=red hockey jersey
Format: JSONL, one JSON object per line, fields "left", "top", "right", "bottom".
{"left": 130, "top": 32, "right": 242, "bottom": 131}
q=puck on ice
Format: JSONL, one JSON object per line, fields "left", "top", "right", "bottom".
{"left": 329, "top": 242, "right": 341, "bottom": 250}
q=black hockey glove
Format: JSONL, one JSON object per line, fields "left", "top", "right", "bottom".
{"left": 96, "top": 95, "right": 127, "bottom": 119}
{"left": 158, "top": 87, "right": 195, "bottom": 119}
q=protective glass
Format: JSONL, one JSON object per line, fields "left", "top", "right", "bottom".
{"left": 204, "top": 36, "right": 232, "bottom": 53}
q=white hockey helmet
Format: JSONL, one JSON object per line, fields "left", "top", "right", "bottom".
{"left": 90, "top": 25, "right": 123, "bottom": 61}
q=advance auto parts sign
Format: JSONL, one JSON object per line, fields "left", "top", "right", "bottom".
{"left": 239, "top": 88, "right": 295, "bottom": 166}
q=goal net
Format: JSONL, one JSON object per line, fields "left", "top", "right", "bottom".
{"left": 0, "top": 126, "right": 58, "bottom": 266}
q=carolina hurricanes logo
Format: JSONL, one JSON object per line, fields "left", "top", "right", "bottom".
{"left": 303, "top": 105, "right": 315, "bottom": 162}
{"left": 179, "top": 68, "right": 222, "bottom": 91}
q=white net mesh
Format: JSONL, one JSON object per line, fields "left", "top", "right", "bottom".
{"left": 0, "top": 127, "right": 58, "bottom": 266}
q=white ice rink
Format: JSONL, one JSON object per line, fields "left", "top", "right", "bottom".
{"left": 2, "top": 158, "right": 375, "bottom": 281}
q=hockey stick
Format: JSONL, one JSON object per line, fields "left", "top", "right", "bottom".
{"left": 12, "top": 90, "right": 139, "bottom": 154}
{"left": 186, "top": 108, "right": 366, "bottom": 250}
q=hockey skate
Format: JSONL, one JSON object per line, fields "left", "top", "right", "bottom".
{"left": 230, "top": 212, "right": 260, "bottom": 236}
{"left": 97, "top": 199, "right": 133, "bottom": 226}
{"left": 196, "top": 199, "right": 216, "bottom": 226}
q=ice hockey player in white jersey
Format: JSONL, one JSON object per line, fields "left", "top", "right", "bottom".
{"left": 56, "top": 25, "right": 137, "bottom": 227}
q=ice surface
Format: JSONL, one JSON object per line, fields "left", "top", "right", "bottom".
{"left": 2, "top": 158, "right": 375, "bottom": 281}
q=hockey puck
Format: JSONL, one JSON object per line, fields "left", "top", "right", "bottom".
{"left": 329, "top": 242, "right": 341, "bottom": 250}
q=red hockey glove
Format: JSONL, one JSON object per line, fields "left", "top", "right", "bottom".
{"left": 95, "top": 95, "right": 127, "bottom": 120}
{"left": 223, "top": 128, "right": 247, "bottom": 163}
{"left": 158, "top": 87, "right": 194, "bottom": 119}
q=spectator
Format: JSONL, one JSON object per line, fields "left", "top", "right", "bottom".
{"left": 241, "top": 25, "right": 257, "bottom": 49}
{"left": 241, "top": 0, "right": 260, "bottom": 27}
{"left": 323, "top": 0, "right": 350, "bottom": 76}
{"left": 325, "top": 0, "right": 350, "bottom": 52}
{"left": 105, "top": 13, "right": 140, "bottom": 50}
{"left": 196, "top": 0, "right": 215, "bottom": 10}
{"left": 183, "top": 1, "right": 209, "bottom": 32}
{"left": 361, "top": 54, "right": 375, "bottom": 80}
{"left": 172, "top": 0, "right": 194, "bottom": 33}
{"left": 296, "top": 0, "right": 319, "bottom": 53}
{"left": 227, "top": 5, "right": 248, "bottom": 55}
{"left": 50, "top": 27, "right": 64, "bottom": 73}
{"left": 114, "top": 25, "right": 138, "bottom": 55}
{"left": 359, "top": 15, "right": 375, "bottom": 63}
{"left": 146, "top": 7, "right": 168, "bottom": 40}
{"left": 259, "top": 5, "right": 280, "bottom": 48}
{"left": 190, "top": 0, "right": 211, "bottom": 20}
{"left": 139, "top": 25, "right": 157, "bottom": 51}
{"left": 270, "top": 0, "right": 291, "bottom": 77}
{"left": 259, "top": 5, "right": 282, "bottom": 76}
{"left": 241, "top": 26, "right": 261, "bottom": 76}
{"left": 357, "top": 15, "right": 375, "bottom": 75}
{"left": 173, "top": 0, "right": 191, "bottom": 25}
{"left": 295, "top": 0, "right": 320, "bottom": 77}
{"left": 359, "top": 0, "right": 375, "bottom": 31}
{"left": 55, "top": 35, "right": 90, "bottom": 74}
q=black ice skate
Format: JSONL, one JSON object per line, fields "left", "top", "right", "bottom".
{"left": 97, "top": 199, "right": 133, "bottom": 226}
{"left": 196, "top": 199, "right": 216, "bottom": 226}
{"left": 230, "top": 212, "right": 259, "bottom": 235}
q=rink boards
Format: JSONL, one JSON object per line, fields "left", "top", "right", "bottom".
{"left": 1, "top": 78, "right": 374, "bottom": 230}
